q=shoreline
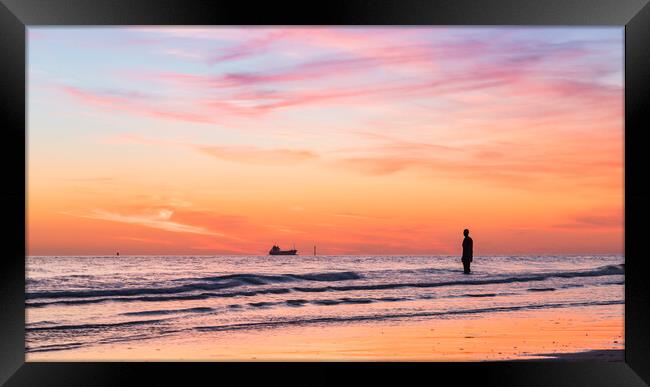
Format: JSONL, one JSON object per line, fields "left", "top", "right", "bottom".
{"left": 27, "top": 304, "right": 623, "bottom": 362}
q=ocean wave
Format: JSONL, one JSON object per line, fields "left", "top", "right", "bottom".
{"left": 25, "top": 264, "right": 623, "bottom": 308}
{"left": 285, "top": 299, "right": 309, "bottom": 306}
{"left": 290, "top": 264, "right": 623, "bottom": 293}
{"left": 26, "top": 342, "right": 84, "bottom": 353}
{"left": 27, "top": 331, "right": 180, "bottom": 353}
{"left": 26, "top": 281, "right": 243, "bottom": 300}
{"left": 26, "top": 271, "right": 362, "bottom": 301}
{"left": 463, "top": 293, "right": 499, "bottom": 297}
{"left": 189, "top": 271, "right": 362, "bottom": 283}
{"left": 528, "top": 288, "right": 556, "bottom": 292}
{"left": 227, "top": 295, "right": 411, "bottom": 309}
{"left": 26, "top": 318, "right": 170, "bottom": 332}
{"left": 121, "top": 307, "right": 215, "bottom": 316}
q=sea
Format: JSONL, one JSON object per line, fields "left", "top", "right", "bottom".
{"left": 25, "top": 255, "right": 624, "bottom": 355}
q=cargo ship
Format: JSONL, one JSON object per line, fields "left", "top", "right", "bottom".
{"left": 269, "top": 244, "right": 298, "bottom": 255}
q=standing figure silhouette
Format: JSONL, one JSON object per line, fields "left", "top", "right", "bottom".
{"left": 461, "top": 229, "right": 473, "bottom": 274}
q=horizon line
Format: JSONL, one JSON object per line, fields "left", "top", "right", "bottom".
{"left": 26, "top": 252, "right": 625, "bottom": 257}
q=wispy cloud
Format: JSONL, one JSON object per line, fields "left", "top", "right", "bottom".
{"left": 553, "top": 209, "right": 623, "bottom": 230}
{"left": 207, "top": 30, "right": 289, "bottom": 64}
{"left": 335, "top": 150, "right": 621, "bottom": 189}
{"left": 60, "top": 85, "right": 216, "bottom": 124}
{"left": 198, "top": 146, "right": 318, "bottom": 165}
{"left": 76, "top": 209, "right": 225, "bottom": 236}
{"left": 331, "top": 125, "right": 622, "bottom": 190}
{"left": 103, "top": 133, "right": 320, "bottom": 166}
{"left": 56, "top": 28, "right": 622, "bottom": 128}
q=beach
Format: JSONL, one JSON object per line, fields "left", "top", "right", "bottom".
{"left": 27, "top": 304, "right": 623, "bottom": 361}
{"left": 26, "top": 255, "right": 624, "bottom": 361}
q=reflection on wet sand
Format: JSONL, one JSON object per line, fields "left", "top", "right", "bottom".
{"left": 28, "top": 304, "right": 623, "bottom": 361}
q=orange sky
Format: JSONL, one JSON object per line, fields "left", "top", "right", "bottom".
{"left": 27, "top": 27, "right": 624, "bottom": 255}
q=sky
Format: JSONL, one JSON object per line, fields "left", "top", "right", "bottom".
{"left": 27, "top": 27, "right": 624, "bottom": 255}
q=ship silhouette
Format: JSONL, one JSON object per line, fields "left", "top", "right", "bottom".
{"left": 269, "top": 244, "right": 298, "bottom": 255}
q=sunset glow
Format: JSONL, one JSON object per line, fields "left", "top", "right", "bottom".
{"left": 27, "top": 27, "right": 624, "bottom": 255}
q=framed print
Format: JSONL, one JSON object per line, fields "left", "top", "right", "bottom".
{"left": 1, "top": 0, "right": 649, "bottom": 385}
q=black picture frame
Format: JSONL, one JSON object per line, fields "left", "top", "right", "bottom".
{"left": 1, "top": 0, "right": 648, "bottom": 385}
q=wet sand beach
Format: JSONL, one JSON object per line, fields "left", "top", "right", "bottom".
{"left": 29, "top": 303, "right": 623, "bottom": 361}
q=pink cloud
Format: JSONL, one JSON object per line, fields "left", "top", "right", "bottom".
{"left": 61, "top": 85, "right": 216, "bottom": 124}
{"left": 94, "top": 31, "right": 621, "bottom": 127}
{"left": 206, "top": 30, "right": 294, "bottom": 64}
